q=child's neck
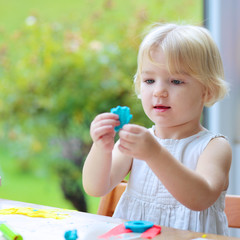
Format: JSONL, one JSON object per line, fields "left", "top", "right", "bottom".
{"left": 154, "top": 124, "right": 205, "bottom": 140}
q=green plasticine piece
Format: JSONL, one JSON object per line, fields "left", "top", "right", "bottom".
{"left": 0, "top": 223, "right": 23, "bottom": 240}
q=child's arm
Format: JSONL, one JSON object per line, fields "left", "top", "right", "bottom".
{"left": 118, "top": 124, "right": 232, "bottom": 211}
{"left": 82, "top": 113, "right": 132, "bottom": 197}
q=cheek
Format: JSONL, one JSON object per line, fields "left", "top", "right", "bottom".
{"left": 140, "top": 85, "right": 152, "bottom": 97}
{"left": 141, "top": 97, "right": 153, "bottom": 120}
{"left": 140, "top": 88, "right": 151, "bottom": 104}
{"left": 192, "top": 90, "right": 205, "bottom": 105}
{"left": 140, "top": 95, "right": 148, "bottom": 108}
{"left": 140, "top": 92, "right": 151, "bottom": 113}
{"left": 184, "top": 93, "right": 204, "bottom": 111}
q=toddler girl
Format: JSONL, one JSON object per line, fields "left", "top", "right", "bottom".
{"left": 83, "top": 23, "right": 232, "bottom": 235}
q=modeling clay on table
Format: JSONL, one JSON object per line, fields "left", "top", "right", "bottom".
{"left": 124, "top": 220, "right": 154, "bottom": 233}
{"left": 64, "top": 229, "right": 78, "bottom": 240}
{"left": 110, "top": 106, "right": 132, "bottom": 132}
{"left": 0, "top": 222, "right": 23, "bottom": 240}
{"left": 98, "top": 221, "right": 161, "bottom": 239}
{"left": 0, "top": 207, "right": 70, "bottom": 219}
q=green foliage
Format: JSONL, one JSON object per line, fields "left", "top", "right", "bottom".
{"left": 0, "top": 0, "right": 203, "bottom": 141}
{"left": 0, "top": 0, "right": 203, "bottom": 34}
{"left": 0, "top": 19, "right": 148, "bottom": 144}
{"left": 0, "top": 0, "right": 203, "bottom": 210}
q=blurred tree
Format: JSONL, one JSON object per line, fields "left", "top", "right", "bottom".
{"left": 0, "top": 13, "right": 146, "bottom": 211}
{"left": 0, "top": 0, "right": 202, "bottom": 210}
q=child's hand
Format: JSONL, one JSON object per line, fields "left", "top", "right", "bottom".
{"left": 118, "top": 124, "right": 160, "bottom": 161}
{"left": 90, "top": 113, "right": 120, "bottom": 152}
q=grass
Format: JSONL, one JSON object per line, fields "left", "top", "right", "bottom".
{"left": 0, "top": 138, "right": 100, "bottom": 213}
{"left": 0, "top": 140, "right": 72, "bottom": 209}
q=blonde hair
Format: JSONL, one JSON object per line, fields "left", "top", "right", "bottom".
{"left": 134, "top": 23, "right": 229, "bottom": 107}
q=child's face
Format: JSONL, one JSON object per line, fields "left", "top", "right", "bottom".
{"left": 140, "top": 48, "right": 205, "bottom": 136}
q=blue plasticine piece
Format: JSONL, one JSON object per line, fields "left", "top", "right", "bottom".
{"left": 110, "top": 106, "right": 132, "bottom": 132}
{"left": 64, "top": 229, "right": 78, "bottom": 240}
{"left": 124, "top": 220, "right": 154, "bottom": 233}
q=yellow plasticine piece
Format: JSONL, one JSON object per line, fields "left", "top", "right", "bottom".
{"left": 202, "top": 234, "right": 207, "bottom": 238}
{"left": 0, "top": 207, "right": 69, "bottom": 219}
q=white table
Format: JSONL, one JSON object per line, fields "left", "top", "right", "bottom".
{"left": 0, "top": 198, "right": 239, "bottom": 240}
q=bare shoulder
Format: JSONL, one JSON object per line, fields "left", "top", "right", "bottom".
{"left": 207, "top": 136, "right": 232, "bottom": 157}
{"left": 198, "top": 136, "right": 232, "bottom": 169}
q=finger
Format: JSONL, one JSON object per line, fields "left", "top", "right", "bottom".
{"left": 92, "top": 119, "right": 120, "bottom": 130}
{"left": 93, "top": 113, "right": 119, "bottom": 123}
{"left": 100, "top": 132, "right": 116, "bottom": 143}
{"left": 91, "top": 125, "right": 115, "bottom": 141}
{"left": 119, "top": 137, "right": 132, "bottom": 147}
{"left": 119, "top": 130, "right": 134, "bottom": 142}
{"left": 119, "top": 127, "right": 141, "bottom": 143}
{"left": 122, "top": 124, "right": 143, "bottom": 134}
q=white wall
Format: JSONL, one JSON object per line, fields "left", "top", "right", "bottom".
{"left": 204, "top": 0, "right": 240, "bottom": 237}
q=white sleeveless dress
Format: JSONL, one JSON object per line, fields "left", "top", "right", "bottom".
{"left": 113, "top": 127, "right": 229, "bottom": 235}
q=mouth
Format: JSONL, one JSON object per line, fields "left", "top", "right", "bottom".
{"left": 154, "top": 105, "right": 171, "bottom": 110}
{"left": 153, "top": 105, "right": 171, "bottom": 113}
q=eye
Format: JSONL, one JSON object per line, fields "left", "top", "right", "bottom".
{"left": 145, "top": 79, "right": 155, "bottom": 84}
{"left": 171, "top": 79, "right": 184, "bottom": 85}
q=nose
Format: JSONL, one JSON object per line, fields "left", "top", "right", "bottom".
{"left": 153, "top": 83, "right": 168, "bottom": 98}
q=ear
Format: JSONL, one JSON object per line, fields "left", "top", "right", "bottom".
{"left": 202, "top": 87, "right": 212, "bottom": 104}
